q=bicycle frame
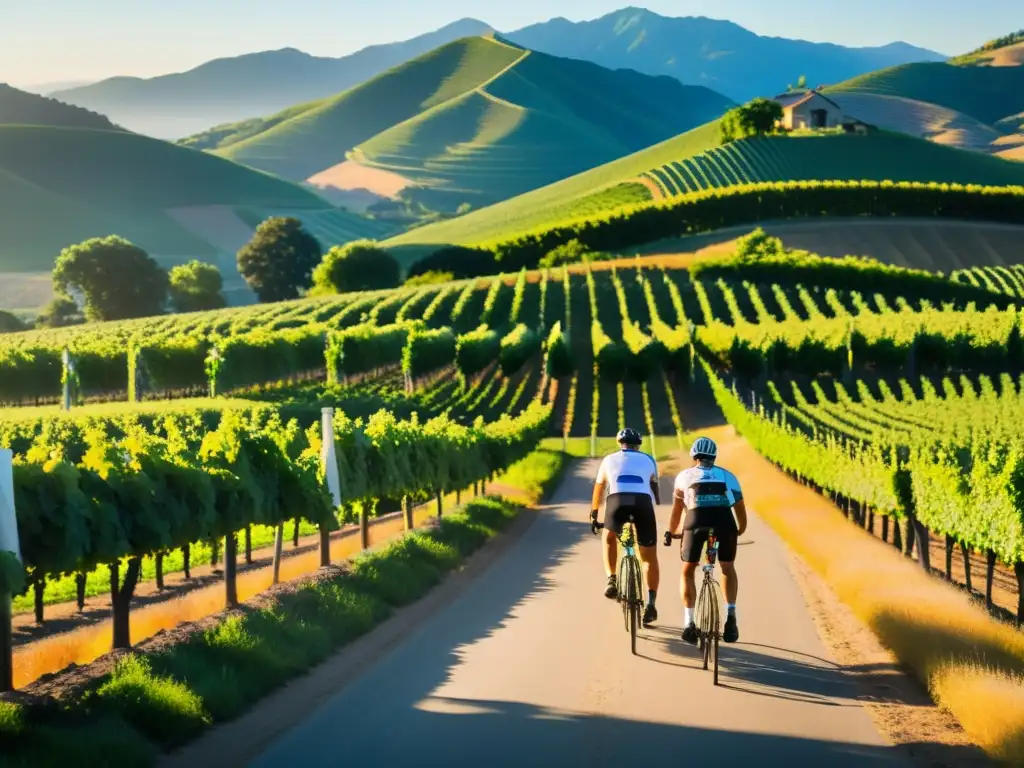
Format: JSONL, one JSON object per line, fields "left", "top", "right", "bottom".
{"left": 665, "top": 526, "right": 723, "bottom": 685}
{"left": 592, "top": 514, "right": 646, "bottom": 655}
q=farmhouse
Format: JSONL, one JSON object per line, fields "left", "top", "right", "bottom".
{"left": 773, "top": 90, "right": 846, "bottom": 130}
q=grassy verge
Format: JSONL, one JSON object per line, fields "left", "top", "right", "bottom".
{"left": 738, "top": 440, "right": 1024, "bottom": 763}
{"left": 0, "top": 450, "right": 568, "bottom": 768}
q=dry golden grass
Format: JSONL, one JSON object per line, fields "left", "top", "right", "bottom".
{"left": 708, "top": 425, "right": 1024, "bottom": 763}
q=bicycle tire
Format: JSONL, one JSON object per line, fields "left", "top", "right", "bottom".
{"left": 623, "top": 556, "right": 641, "bottom": 654}
{"left": 696, "top": 577, "right": 711, "bottom": 670}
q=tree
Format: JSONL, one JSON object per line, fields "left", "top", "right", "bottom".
{"left": 797, "top": 74, "right": 807, "bottom": 89}
{"left": 52, "top": 236, "right": 168, "bottom": 321}
{"left": 168, "top": 260, "right": 226, "bottom": 312}
{"left": 236, "top": 217, "right": 322, "bottom": 302}
{"left": 312, "top": 240, "right": 401, "bottom": 294}
{"left": 720, "top": 98, "right": 784, "bottom": 144}
{"left": 35, "top": 295, "right": 83, "bottom": 329}
{"left": 0, "top": 311, "right": 26, "bottom": 333}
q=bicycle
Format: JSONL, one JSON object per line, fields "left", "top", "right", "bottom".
{"left": 591, "top": 510, "right": 645, "bottom": 655}
{"left": 664, "top": 527, "right": 723, "bottom": 685}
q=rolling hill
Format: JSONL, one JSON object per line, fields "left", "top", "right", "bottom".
{"left": 194, "top": 35, "right": 732, "bottom": 216}
{"left": 0, "top": 124, "right": 393, "bottom": 304}
{"left": 0, "top": 83, "right": 121, "bottom": 130}
{"left": 382, "top": 126, "right": 1024, "bottom": 258}
{"left": 504, "top": 7, "right": 945, "bottom": 102}
{"left": 825, "top": 36, "right": 1024, "bottom": 158}
{"left": 49, "top": 7, "right": 943, "bottom": 140}
{"left": 49, "top": 19, "right": 494, "bottom": 139}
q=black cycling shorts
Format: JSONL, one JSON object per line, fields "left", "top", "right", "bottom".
{"left": 604, "top": 493, "right": 657, "bottom": 547}
{"left": 681, "top": 509, "right": 738, "bottom": 563}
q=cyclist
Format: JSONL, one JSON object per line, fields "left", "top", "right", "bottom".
{"left": 666, "top": 436, "right": 747, "bottom": 645}
{"left": 590, "top": 427, "right": 661, "bottom": 626}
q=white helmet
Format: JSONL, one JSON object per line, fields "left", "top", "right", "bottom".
{"left": 690, "top": 436, "right": 717, "bottom": 462}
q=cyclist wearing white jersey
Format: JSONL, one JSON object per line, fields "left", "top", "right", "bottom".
{"left": 590, "top": 428, "right": 661, "bottom": 626}
{"left": 667, "top": 436, "right": 747, "bottom": 644}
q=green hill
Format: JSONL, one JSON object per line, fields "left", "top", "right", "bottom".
{"left": 383, "top": 127, "right": 1024, "bottom": 257}
{"left": 0, "top": 125, "right": 385, "bottom": 275}
{"left": 641, "top": 132, "right": 1024, "bottom": 197}
{"left": 190, "top": 35, "right": 732, "bottom": 214}
{"left": 0, "top": 84, "right": 120, "bottom": 131}
{"left": 381, "top": 120, "right": 723, "bottom": 256}
{"left": 824, "top": 46, "right": 1024, "bottom": 157}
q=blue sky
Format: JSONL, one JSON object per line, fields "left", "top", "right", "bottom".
{"left": 4, "top": 0, "right": 1020, "bottom": 86}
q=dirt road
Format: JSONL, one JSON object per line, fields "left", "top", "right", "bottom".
{"left": 249, "top": 451, "right": 904, "bottom": 767}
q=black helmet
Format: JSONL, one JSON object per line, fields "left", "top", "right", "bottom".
{"left": 616, "top": 427, "right": 643, "bottom": 446}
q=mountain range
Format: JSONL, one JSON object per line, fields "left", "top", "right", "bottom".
{"left": 185, "top": 35, "right": 731, "bottom": 214}
{"left": 50, "top": 8, "right": 945, "bottom": 139}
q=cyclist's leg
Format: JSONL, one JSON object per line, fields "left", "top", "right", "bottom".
{"left": 718, "top": 523, "right": 740, "bottom": 642}
{"left": 602, "top": 494, "right": 626, "bottom": 597}
{"left": 632, "top": 496, "right": 660, "bottom": 624}
{"left": 679, "top": 513, "right": 705, "bottom": 643}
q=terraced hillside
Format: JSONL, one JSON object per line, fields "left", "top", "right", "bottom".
{"left": 384, "top": 127, "right": 1024, "bottom": 257}
{"left": 640, "top": 132, "right": 1024, "bottom": 197}
{"left": 825, "top": 45, "right": 1024, "bottom": 157}
{"left": 382, "top": 120, "right": 724, "bottom": 256}
{"left": 195, "top": 35, "right": 732, "bottom": 214}
{"left": 0, "top": 124, "right": 390, "bottom": 306}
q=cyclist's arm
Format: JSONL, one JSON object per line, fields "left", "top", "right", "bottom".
{"left": 591, "top": 460, "right": 608, "bottom": 516}
{"left": 733, "top": 497, "right": 748, "bottom": 536}
{"left": 649, "top": 458, "right": 661, "bottom": 505}
{"left": 668, "top": 483, "right": 685, "bottom": 534}
{"left": 728, "top": 472, "right": 747, "bottom": 535}
{"left": 591, "top": 480, "right": 607, "bottom": 515}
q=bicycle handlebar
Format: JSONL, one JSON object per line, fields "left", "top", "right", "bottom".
{"left": 590, "top": 510, "right": 604, "bottom": 535}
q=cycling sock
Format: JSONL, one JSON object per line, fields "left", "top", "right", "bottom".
{"left": 648, "top": 590, "right": 656, "bottom": 606}
{"left": 684, "top": 607, "right": 694, "bottom": 626}
{"left": 727, "top": 603, "right": 737, "bottom": 618}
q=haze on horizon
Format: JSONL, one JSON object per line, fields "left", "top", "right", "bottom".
{"left": 4, "top": 0, "right": 1021, "bottom": 88}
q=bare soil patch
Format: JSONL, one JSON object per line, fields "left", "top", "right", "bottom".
{"left": 307, "top": 160, "right": 411, "bottom": 198}
{"left": 976, "top": 42, "right": 1024, "bottom": 67}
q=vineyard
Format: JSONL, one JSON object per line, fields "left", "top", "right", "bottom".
{"left": 2, "top": 220, "right": 1024, "bottom": 765}
{"left": 639, "top": 133, "right": 1024, "bottom": 198}
{"left": 4, "top": 228, "right": 1024, "bottom": 669}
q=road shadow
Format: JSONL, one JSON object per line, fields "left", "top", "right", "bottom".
{"left": 637, "top": 628, "right": 934, "bottom": 709}
{"left": 251, "top": 458, "right": 988, "bottom": 768}
{"left": 257, "top": 694, "right": 955, "bottom": 767}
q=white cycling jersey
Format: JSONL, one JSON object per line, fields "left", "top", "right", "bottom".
{"left": 674, "top": 465, "right": 743, "bottom": 511}
{"left": 595, "top": 449, "right": 659, "bottom": 500}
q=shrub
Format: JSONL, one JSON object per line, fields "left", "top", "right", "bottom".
{"left": 407, "top": 245, "right": 496, "bottom": 279}
{"left": 313, "top": 240, "right": 401, "bottom": 293}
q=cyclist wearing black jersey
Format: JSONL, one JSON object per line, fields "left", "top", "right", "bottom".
{"left": 590, "top": 427, "right": 661, "bottom": 626}
{"left": 667, "top": 436, "right": 747, "bottom": 644}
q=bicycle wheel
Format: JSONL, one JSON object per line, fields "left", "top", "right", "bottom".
{"left": 623, "top": 556, "right": 641, "bottom": 654}
{"left": 695, "top": 578, "right": 712, "bottom": 669}
{"left": 712, "top": 597, "right": 721, "bottom": 686}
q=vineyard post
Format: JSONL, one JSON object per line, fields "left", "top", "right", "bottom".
{"left": 61, "top": 348, "right": 72, "bottom": 411}
{"left": 320, "top": 408, "right": 343, "bottom": 567}
{"left": 272, "top": 525, "right": 284, "bottom": 585}
{"left": 0, "top": 448, "right": 19, "bottom": 692}
{"left": 403, "top": 496, "right": 414, "bottom": 531}
{"left": 688, "top": 321, "right": 696, "bottom": 384}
